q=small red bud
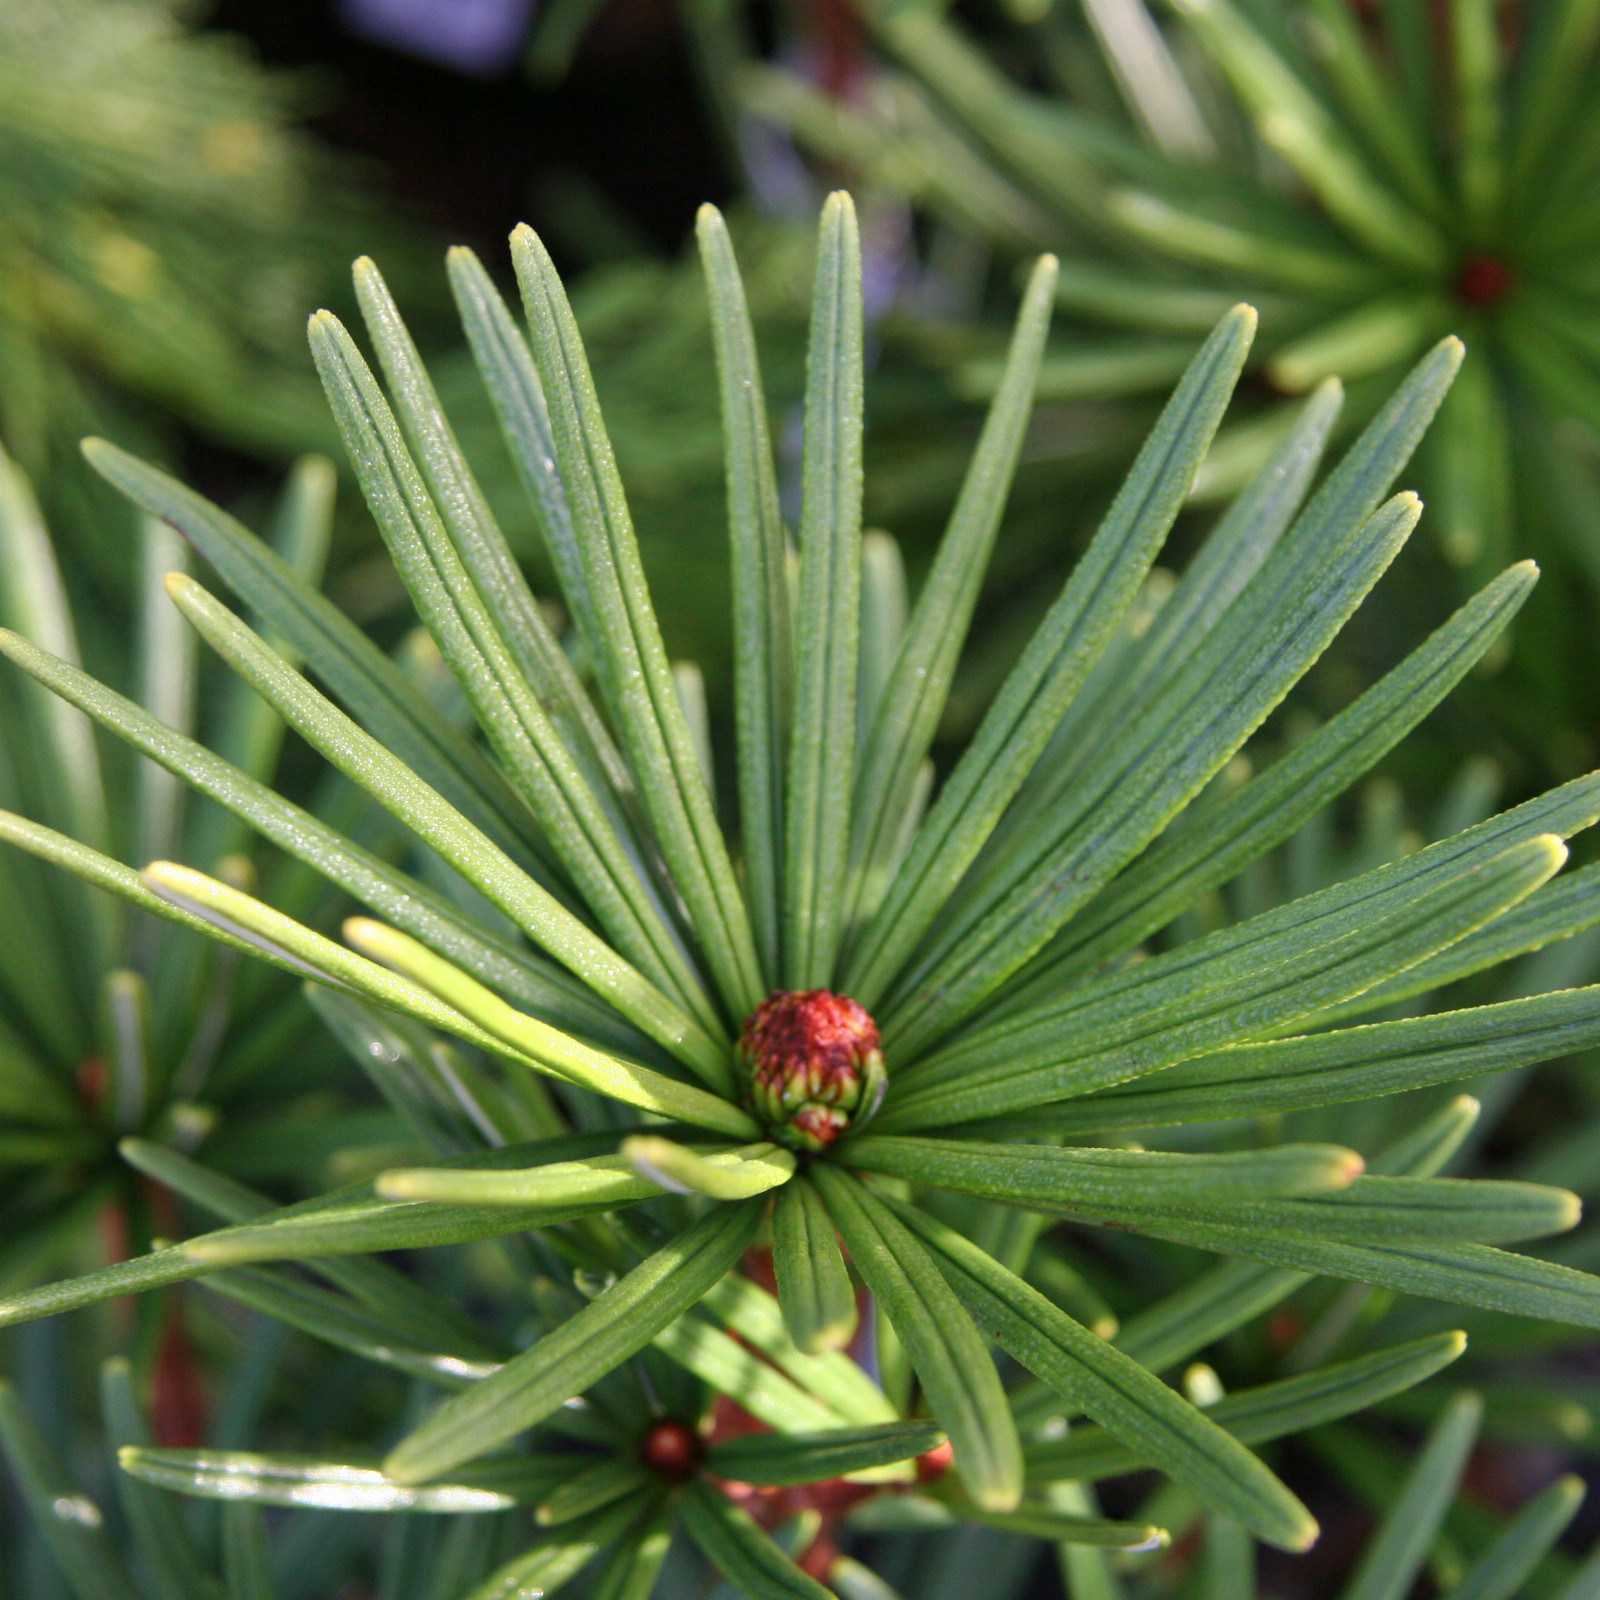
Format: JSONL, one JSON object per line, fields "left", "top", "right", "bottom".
{"left": 77, "top": 1054, "right": 107, "bottom": 1108}
{"left": 641, "top": 1419, "right": 703, "bottom": 1481}
{"left": 741, "top": 990, "right": 887, "bottom": 1152}
{"left": 1267, "top": 1309, "right": 1306, "bottom": 1351}
{"left": 916, "top": 1440, "right": 954, "bottom": 1482}
{"left": 1456, "top": 254, "right": 1515, "bottom": 308}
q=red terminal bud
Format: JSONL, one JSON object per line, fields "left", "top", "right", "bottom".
{"left": 641, "top": 1419, "right": 703, "bottom": 1482}
{"left": 741, "top": 990, "right": 887, "bottom": 1152}
{"left": 1456, "top": 254, "right": 1515, "bottom": 308}
{"left": 77, "top": 1054, "right": 108, "bottom": 1109}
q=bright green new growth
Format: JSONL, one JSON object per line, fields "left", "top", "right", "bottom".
{"left": 2, "top": 189, "right": 1599, "bottom": 1588}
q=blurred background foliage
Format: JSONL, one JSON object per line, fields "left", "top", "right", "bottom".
{"left": 0, "top": 0, "right": 456, "bottom": 606}
{"left": 738, "top": 0, "right": 1600, "bottom": 785}
{"left": 5, "top": 0, "right": 1600, "bottom": 1597}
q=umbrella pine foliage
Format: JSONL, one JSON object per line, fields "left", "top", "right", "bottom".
{"left": 1, "top": 192, "right": 1599, "bottom": 1592}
